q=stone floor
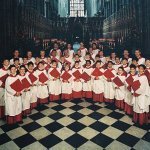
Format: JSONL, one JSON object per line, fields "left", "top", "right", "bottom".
{"left": 0, "top": 99, "right": 150, "bottom": 150}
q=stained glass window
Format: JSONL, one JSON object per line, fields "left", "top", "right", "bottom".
{"left": 70, "top": 0, "right": 85, "bottom": 17}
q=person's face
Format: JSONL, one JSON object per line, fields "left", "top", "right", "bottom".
{"left": 14, "top": 50, "right": 19, "bottom": 57}
{"left": 77, "top": 50, "right": 81, "bottom": 55}
{"left": 65, "top": 65, "right": 69, "bottom": 71}
{"left": 28, "top": 65, "right": 34, "bottom": 70}
{"left": 52, "top": 62, "right": 57, "bottom": 68}
{"left": 118, "top": 68, "right": 123, "bottom": 75}
{"left": 145, "top": 60, "right": 150, "bottom": 67}
{"left": 38, "top": 63, "right": 44, "bottom": 69}
{"left": 14, "top": 60, "right": 19, "bottom": 66}
{"left": 106, "top": 57, "right": 110, "bottom": 62}
{"left": 124, "top": 50, "right": 129, "bottom": 57}
{"left": 135, "top": 50, "right": 141, "bottom": 57}
{"left": 67, "top": 44, "right": 71, "bottom": 49}
{"left": 89, "top": 48, "right": 93, "bottom": 53}
{"left": 138, "top": 66, "right": 144, "bottom": 74}
{"left": 23, "top": 58, "right": 28, "bottom": 64}
{"left": 3, "top": 60, "right": 10, "bottom": 67}
{"left": 35, "top": 57, "right": 40, "bottom": 63}
{"left": 40, "top": 51, "right": 45, "bottom": 57}
{"left": 122, "top": 60, "right": 128, "bottom": 65}
{"left": 130, "top": 68, "right": 136, "bottom": 75}
{"left": 96, "top": 62, "right": 101, "bottom": 68}
{"left": 99, "top": 51, "right": 103, "bottom": 56}
{"left": 54, "top": 44, "right": 58, "bottom": 49}
{"left": 10, "top": 67, "right": 16, "bottom": 75}
{"left": 19, "top": 67, "right": 25, "bottom": 75}
{"left": 27, "top": 51, "right": 32, "bottom": 58}
{"left": 111, "top": 53, "right": 116, "bottom": 59}
{"left": 115, "top": 58, "right": 120, "bottom": 63}
{"left": 75, "top": 55, "right": 79, "bottom": 61}
{"left": 80, "top": 43, "right": 84, "bottom": 47}
{"left": 75, "top": 63, "right": 79, "bottom": 68}
{"left": 86, "top": 61, "right": 91, "bottom": 67}
{"left": 85, "top": 55, "right": 90, "bottom": 60}
{"left": 60, "top": 56, "right": 65, "bottom": 62}
{"left": 92, "top": 44, "right": 96, "bottom": 49}
{"left": 108, "top": 63, "right": 113, "bottom": 68}
{"left": 47, "top": 58, "right": 51, "bottom": 63}
{"left": 52, "top": 51, "right": 57, "bottom": 56}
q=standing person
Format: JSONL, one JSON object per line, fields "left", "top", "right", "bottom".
{"left": 66, "top": 43, "right": 74, "bottom": 58}
{"left": 134, "top": 49, "right": 145, "bottom": 65}
{"left": 48, "top": 60, "right": 61, "bottom": 101}
{"left": 18, "top": 65, "right": 32, "bottom": 118}
{"left": 132, "top": 65, "right": 150, "bottom": 125}
{"left": 121, "top": 58, "right": 130, "bottom": 74}
{"left": 36, "top": 62, "right": 49, "bottom": 104}
{"left": 72, "top": 61, "right": 83, "bottom": 99}
{"left": 92, "top": 61, "right": 105, "bottom": 102}
{"left": 26, "top": 62, "right": 38, "bottom": 109}
{"left": 10, "top": 50, "right": 23, "bottom": 65}
{"left": 50, "top": 43, "right": 62, "bottom": 60}
{"left": 27, "top": 51, "right": 35, "bottom": 64}
{"left": 40, "top": 50, "right": 47, "bottom": 64}
{"left": 121, "top": 50, "right": 132, "bottom": 66}
{"left": 82, "top": 60, "right": 93, "bottom": 99}
{"left": 61, "top": 63, "right": 73, "bottom": 100}
{"left": 103, "top": 61, "right": 116, "bottom": 103}
{"left": 124, "top": 64, "right": 137, "bottom": 115}
{"left": 79, "top": 42, "right": 87, "bottom": 57}
{"left": 0, "top": 59, "right": 10, "bottom": 118}
{"left": 5, "top": 65, "right": 23, "bottom": 124}
{"left": 113, "top": 67, "right": 126, "bottom": 110}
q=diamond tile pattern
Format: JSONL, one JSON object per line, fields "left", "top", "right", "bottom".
{"left": 0, "top": 100, "right": 149, "bottom": 149}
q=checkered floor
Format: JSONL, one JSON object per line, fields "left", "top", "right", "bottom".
{"left": 0, "top": 99, "right": 150, "bottom": 150}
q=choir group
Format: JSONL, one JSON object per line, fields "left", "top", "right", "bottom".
{"left": 0, "top": 42, "right": 150, "bottom": 126}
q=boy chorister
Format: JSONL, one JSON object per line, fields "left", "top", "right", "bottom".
{"left": 26, "top": 62, "right": 38, "bottom": 109}
{"left": 92, "top": 61, "right": 105, "bottom": 102}
{"left": 5, "top": 65, "right": 23, "bottom": 124}
{"left": 61, "top": 63, "right": 73, "bottom": 100}
{"left": 124, "top": 64, "right": 137, "bottom": 115}
{"left": 103, "top": 61, "right": 116, "bottom": 103}
{"left": 72, "top": 61, "right": 83, "bottom": 99}
{"left": 48, "top": 60, "right": 61, "bottom": 101}
{"left": 131, "top": 65, "right": 150, "bottom": 125}
{"left": 0, "top": 59, "right": 9, "bottom": 118}
{"left": 122, "top": 58, "right": 130, "bottom": 74}
{"left": 113, "top": 67, "right": 126, "bottom": 110}
{"left": 82, "top": 60, "right": 93, "bottom": 99}
{"left": 18, "top": 65, "right": 32, "bottom": 117}
{"left": 36, "top": 62, "right": 49, "bottom": 104}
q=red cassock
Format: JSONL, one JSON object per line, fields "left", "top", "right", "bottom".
{"left": 113, "top": 76, "right": 124, "bottom": 87}
{"left": 61, "top": 71, "right": 72, "bottom": 81}
{"left": 28, "top": 73, "right": 38, "bottom": 84}
{"left": 50, "top": 68, "right": 60, "bottom": 78}
{"left": 91, "top": 68, "right": 103, "bottom": 77}
{"left": 10, "top": 79, "right": 23, "bottom": 92}
{"left": 104, "top": 69, "right": 115, "bottom": 79}
{"left": 72, "top": 70, "right": 81, "bottom": 80}
{"left": 131, "top": 80, "right": 141, "bottom": 92}
{"left": 81, "top": 72, "right": 91, "bottom": 81}
{"left": 21, "top": 78, "right": 31, "bottom": 89}
{"left": 39, "top": 72, "right": 48, "bottom": 83}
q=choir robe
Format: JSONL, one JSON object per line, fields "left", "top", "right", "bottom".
{"left": 67, "top": 49, "right": 74, "bottom": 58}
{"left": 27, "top": 57, "right": 35, "bottom": 64}
{"left": 82, "top": 67, "right": 94, "bottom": 99}
{"left": 18, "top": 74, "right": 32, "bottom": 116}
{"left": 124, "top": 74, "right": 136, "bottom": 115}
{"left": 72, "top": 68, "right": 83, "bottom": 99}
{"left": 92, "top": 49, "right": 99, "bottom": 55}
{"left": 26, "top": 70, "right": 38, "bottom": 109}
{"left": 80, "top": 48, "right": 87, "bottom": 57}
{"left": 92, "top": 68, "right": 105, "bottom": 102}
{"left": 5, "top": 75, "right": 23, "bottom": 124}
{"left": 50, "top": 49, "right": 62, "bottom": 59}
{"left": 137, "top": 57, "right": 145, "bottom": 65}
{"left": 40, "top": 57, "right": 47, "bottom": 64}
{"left": 0, "top": 68, "right": 9, "bottom": 118}
{"left": 48, "top": 68, "right": 61, "bottom": 101}
{"left": 103, "top": 68, "right": 116, "bottom": 103}
{"left": 123, "top": 65, "right": 130, "bottom": 74}
{"left": 36, "top": 69, "right": 49, "bottom": 104}
{"left": 81, "top": 59, "right": 94, "bottom": 67}
{"left": 113, "top": 74, "right": 126, "bottom": 109}
{"left": 100, "top": 57, "right": 106, "bottom": 64}
{"left": 113, "top": 64, "right": 122, "bottom": 71}
{"left": 61, "top": 70, "right": 73, "bottom": 100}
{"left": 131, "top": 74, "right": 150, "bottom": 125}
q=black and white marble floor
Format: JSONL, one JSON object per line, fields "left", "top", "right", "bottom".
{"left": 0, "top": 99, "right": 150, "bottom": 150}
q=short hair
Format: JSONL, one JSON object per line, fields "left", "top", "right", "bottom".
{"left": 9, "top": 65, "right": 16, "bottom": 70}
{"left": 130, "top": 64, "right": 136, "bottom": 69}
{"left": 86, "top": 60, "right": 91, "bottom": 64}
{"left": 27, "top": 61, "right": 34, "bottom": 67}
{"left": 14, "top": 58, "right": 19, "bottom": 62}
{"left": 138, "top": 64, "right": 146, "bottom": 70}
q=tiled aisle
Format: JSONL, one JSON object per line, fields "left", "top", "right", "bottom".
{"left": 0, "top": 100, "right": 150, "bottom": 150}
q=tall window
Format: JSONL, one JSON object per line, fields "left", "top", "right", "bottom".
{"left": 70, "top": 0, "right": 85, "bottom": 17}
